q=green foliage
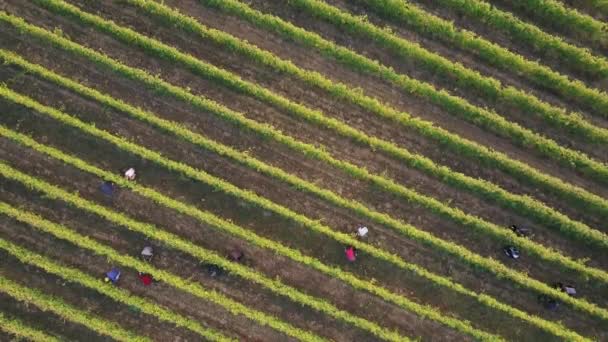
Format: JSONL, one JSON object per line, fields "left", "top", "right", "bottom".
{"left": 503, "top": 0, "right": 608, "bottom": 50}
{"left": 0, "top": 201, "right": 325, "bottom": 342}
{"left": 352, "top": 0, "right": 608, "bottom": 117}
{"left": 0, "top": 311, "right": 62, "bottom": 342}
{"left": 0, "top": 238, "right": 232, "bottom": 342}
{"left": 193, "top": 0, "right": 608, "bottom": 220}
{"left": 276, "top": 0, "right": 608, "bottom": 180}
{"left": 17, "top": 1, "right": 608, "bottom": 265}
{"left": 0, "top": 271, "right": 148, "bottom": 342}
{"left": 0, "top": 98, "right": 598, "bottom": 339}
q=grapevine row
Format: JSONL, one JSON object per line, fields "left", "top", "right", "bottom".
{"left": 0, "top": 200, "right": 326, "bottom": 342}
{"left": 3, "top": 4, "right": 606, "bottom": 279}
{"left": 500, "top": 0, "right": 608, "bottom": 51}
{"left": 14, "top": 0, "right": 608, "bottom": 274}
{"left": 3, "top": 47, "right": 607, "bottom": 294}
{"left": 277, "top": 0, "right": 608, "bottom": 178}
{"left": 0, "top": 130, "right": 494, "bottom": 340}
{"left": 0, "top": 127, "right": 587, "bottom": 340}
{"left": 2, "top": 89, "right": 606, "bottom": 329}
{"left": 0, "top": 311, "right": 61, "bottom": 342}
{"left": 0, "top": 155, "right": 419, "bottom": 341}
{"left": 41, "top": 0, "right": 608, "bottom": 186}
{"left": 349, "top": 0, "right": 608, "bottom": 117}
{"left": 5, "top": 68, "right": 608, "bottom": 287}
{"left": 0, "top": 237, "right": 233, "bottom": 342}
{"left": 115, "top": 0, "right": 608, "bottom": 220}
{"left": 0, "top": 269, "right": 147, "bottom": 341}
{"left": 99, "top": 1, "right": 608, "bottom": 249}
{"left": 429, "top": 0, "right": 608, "bottom": 79}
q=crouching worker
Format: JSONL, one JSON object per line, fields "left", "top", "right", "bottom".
{"left": 538, "top": 294, "right": 558, "bottom": 311}
{"left": 203, "top": 263, "right": 225, "bottom": 277}
{"left": 104, "top": 268, "right": 121, "bottom": 284}
{"left": 141, "top": 246, "right": 154, "bottom": 263}
{"left": 138, "top": 272, "right": 154, "bottom": 286}
{"left": 345, "top": 246, "right": 357, "bottom": 262}
{"left": 554, "top": 282, "right": 576, "bottom": 296}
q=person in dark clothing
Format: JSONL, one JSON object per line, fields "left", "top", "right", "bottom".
{"left": 510, "top": 225, "right": 531, "bottom": 238}
{"left": 204, "top": 264, "right": 225, "bottom": 277}
{"left": 100, "top": 181, "right": 116, "bottom": 197}
{"left": 538, "top": 294, "right": 559, "bottom": 311}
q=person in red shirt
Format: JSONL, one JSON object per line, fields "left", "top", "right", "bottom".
{"left": 345, "top": 246, "right": 357, "bottom": 262}
{"left": 138, "top": 272, "right": 153, "bottom": 286}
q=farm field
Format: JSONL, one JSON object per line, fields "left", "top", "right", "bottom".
{"left": 0, "top": 0, "right": 607, "bottom": 340}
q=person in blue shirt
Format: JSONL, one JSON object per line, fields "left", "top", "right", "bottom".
{"left": 104, "top": 268, "right": 121, "bottom": 284}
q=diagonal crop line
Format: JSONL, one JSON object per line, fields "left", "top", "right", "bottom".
{"left": 0, "top": 129, "right": 591, "bottom": 341}
{"left": 348, "top": 0, "right": 608, "bottom": 116}
{"left": 0, "top": 98, "right": 603, "bottom": 338}
{"left": 0, "top": 135, "right": 492, "bottom": 341}
{"left": 0, "top": 311, "right": 62, "bottom": 342}
{"left": 496, "top": 0, "right": 608, "bottom": 51}
{"left": 1, "top": 14, "right": 607, "bottom": 284}
{"left": 3, "top": 50, "right": 606, "bottom": 274}
{"left": 0, "top": 239, "right": 233, "bottom": 341}
{"left": 0, "top": 271, "right": 148, "bottom": 342}
{"left": 95, "top": 0, "right": 608, "bottom": 251}
{"left": 431, "top": 0, "right": 608, "bottom": 71}
{"left": 193, "top": 0, "right": 608, "bottom": 219}
{"left": 36, "top": 0, "right": 608, "bottom": 208}
{"left": 0, "top": 201, "right": 327, "bottom": 342}
{"left": 7, "top": 1, "right": 608, "bottom": 280}
{"left": 0, "top": 160, "right": 413, "bottom": 338}
{"left": 274, "top": 0, "right": 608, "bottom": 181}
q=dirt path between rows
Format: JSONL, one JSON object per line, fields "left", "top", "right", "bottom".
{"left": 0, "top": 194, "right": 291, "bottom": 341}
{"left": 0, "top": 232, "right": 193, "bottom": 342}
{"left": 0, "top": 142, "right": 459, "bottom": 340}
{"left": 2, "top": 97, "right": 604, "bottom": 339}
{"left": 57, "top": 0, "right": 608, "bottom": 229}
{"left": 325, "top": 0, "right": 608, "bottom": 126}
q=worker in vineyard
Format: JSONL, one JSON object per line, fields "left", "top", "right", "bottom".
{"left": 124, "top": 167, "right": 136, "bottom": 181}
{"left": 345, "top": 245, "right": 357, "bottom": 262}
{"left": 228, "top": 249, "right": 244, "bottom": 263}
{"left": 100, "top": 180, "right": 116, "bottom": 197}
{"left": 355, "top": 226, "right": 368, "bottom": 239}
{"left": 554, "top": 282, "right": 577, "bottom": 296}
{"left": 104, "top": 267, "right": 121, "bottom": 284}
{"left": 138, "top": 272, "right": 153, "bottom": 286}
{"left": 141, "top": 245, "right": 154, "bottom": 263}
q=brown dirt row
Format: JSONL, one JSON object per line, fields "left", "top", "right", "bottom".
{"left": 3, "top": 7, "right": 607, "bottom": 279}
{"left": 0, "top": 190, "right": 301, "bottom": 342}
{"left": 232, "top": 0, "right": 608, "bottom": 162}
{"left": 1, "top": 91, "right": 604, "bottom": 340}
{"left": 488, "top": 0, "right": 608, "bottom": 57}
{"left": 0, "top": 140, "right": 458, "bottom": 341}
{"left": 400, "top": 0, "right": 608, "bottom": 91}
{"left": 0, "top": 239, "right": 196, "bottom": 342}
{"left": 556, "top": 0, "right": 608, "bottom": 21}
{"left": 52, "top": 0, "right": 608, "bottom": 230}
{"left": 6, "top": 61, "right": 607, "bottom": 279}
{"left": 3, "top": 0, "right": 606, "bottom": 261}
{"left": 0, "top": 282, "right": 96, "bottom": 341}
{"left": 0, "top": 2, "right": 604, "bottom": 338}
{"left": 324, "top": 0, "right": 608, "bottom": 125}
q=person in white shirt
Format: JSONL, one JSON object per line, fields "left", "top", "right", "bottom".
{"left": 124, "top": 167, "right": 136, "bottom": 181}
{"left": 356, "top": 226, "right": 368, "bottom": 238}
